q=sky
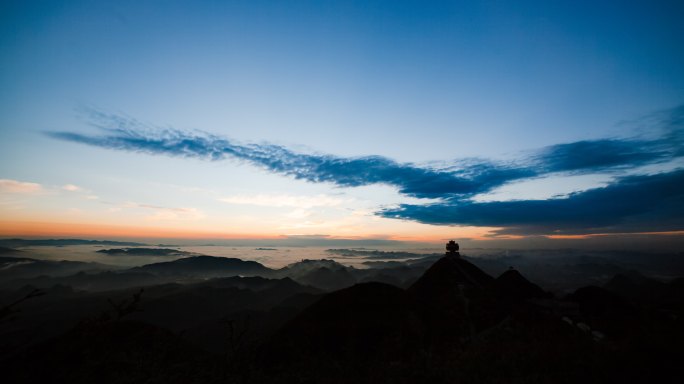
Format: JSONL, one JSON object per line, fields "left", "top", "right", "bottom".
{"left": 1, "top": 0, "right": 683, "bottom": 248}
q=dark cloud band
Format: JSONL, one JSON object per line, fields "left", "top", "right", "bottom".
{"left": 380, "top": 169, "right": 684, "bottom": 235}
{"left": 49, "top": 111, "right": 534, "bottom": 199}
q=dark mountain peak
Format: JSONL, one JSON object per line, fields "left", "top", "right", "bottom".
{"left": 409, "top": 254, "right": 494, "bottom": 297}
{"left": 498, "top": 267, "right": 523, "bottom": 279}
{"left": 605, "top": 270, "right": 662, "bottom": 287}
{"left": 263, "top": 282, "right": 421, "bottom": 372}
{"left": 300, "top": 282, "right": 410, "bottom": 314}
{"left": 260, "top": 276, "right": 320, "bottom": 295}
{"left": 604, "top": 270, "right": 667, "bottom": 302}
{"left": 272, "top": 276, "right": 299, "bottom": 288}
{"left": 277, "top": 258, "right": 357, "bottom": 291}
{"left": 147, "top": 255, "right": 253, "bottom": 267}
{"left": 293, "top": 266, "right": 357, "bottom": 291}
{"left": 406, "top": 252, "right": 503, "bottom": 343}
{"left": 132, "top": 255, "right": 272, "bottom": 277}
{"left": 196, "top": 275, "right": 272, "bottom": 290}
{"left": 494, "top": 268, "right": 550, "bottom": 300}
{"left": 280, "top": 258, "right": 348, "bottom": 273}
{"left": 566, "top": 285, "right": 636, "bottom": 317}
{"left": 409, "top": 242, "right": 494, "bottom": 298}
{"left": 272, "top": 282, "right": 415, "bottom": 333}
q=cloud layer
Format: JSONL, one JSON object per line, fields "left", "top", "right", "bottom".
{"left": 0, "top": 179, "right": 43, "bottom": 194}
{"left": 380, "top": 169, "right": 684, "bottom": 235}
{"left": 48, "top": 105, "right": 684, "bottom": 235}
{"left": 219, "top": 194, "right": 345, "bottom": 208}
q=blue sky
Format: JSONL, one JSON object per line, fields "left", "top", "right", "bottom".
{"left": 1, "top": 0, "right": 683, "bottom": 245}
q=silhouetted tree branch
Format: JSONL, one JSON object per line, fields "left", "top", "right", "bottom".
{"left": 0, "top": 288, "right": 46, "bottom": 323}
{"left": 107, "top": 288, "right": 144, "bottom": 321}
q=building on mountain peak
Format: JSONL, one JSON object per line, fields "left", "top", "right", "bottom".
{"left": 445, "top": 240, "right": 460, "bottom": 258}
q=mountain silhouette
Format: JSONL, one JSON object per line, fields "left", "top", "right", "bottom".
{"left": 261, "top": 251, "right": 513, "bottom": 380}
{"left": 567, "top": 285, "right": 636, "bottom": 318}
{"left": 130, "top": 255, "right": 272, "bottom": 278}
{"left": 96, "top": 248, "right": 193, "bottom": 257}
{"left": 262, "top": 282, "right": 422, "bottom": 381}
{"left": 408, "top": 254, "right": 502, "bottom": 347}
{"left": 276, "top": 259, "right": 357, "bottom": 290}
{"left": 493, "top": 268, "right": 551, "bottom": 301}
{"left": 0, "top": 247, "right": 21, "bottom": 255}
{"left": 0, "top": 238, "right": 146, "bottom": 247}
{"left": 0, "top": 256, "right": 113, "bottom": 284}
{"left": 3, "top": 241, "right": 684, "bottom": 384}
{"left": 604, "top": 270, "right": 667, "bottom": 302}
{"left": 409, "top": 253, "right": 494, "bottom": 296}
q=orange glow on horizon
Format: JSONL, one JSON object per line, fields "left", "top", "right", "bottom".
{"left": 0, "top": 220, "right": 284, "bottom": 240}
{"left": 4, "top": 219, "right": 680, "bottom": 243}
{"left": 0, "top": 219, "right": 500, "bottom": 243}
{"left": 547, "top": 230, "right": 684, "bottom": 239}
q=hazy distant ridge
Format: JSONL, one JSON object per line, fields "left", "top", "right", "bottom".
{"left": 0, "top": 238, "right": 147, "bottom": 247}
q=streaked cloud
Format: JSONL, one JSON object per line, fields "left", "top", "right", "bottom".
{"left": 219, "top": 193, "right": 346, "bottom": 208}
{"left": 61, "top": 183, "right": 99, "bottom": 200}
{"left": 118, "top": 202, "right": 205, "bottom": 221}
{"left": 47, "top": 105, "right": 684, "bottom": 235}
{"left": 47, "top": 109, "right": 535, "bottom": 199}
{"left": 143, "top": 207, "right": 204, "bottom": 221}
{"left": 0, "top": 179, "right": 43, "bottom": 194}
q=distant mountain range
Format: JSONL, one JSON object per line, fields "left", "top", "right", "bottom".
{"left": 0, "top": 238, "right": 146, "bottom": 247}
{"left": 96, "top": 248, "right": 192, "bottom": 257}
{"left": 0, "top": 246, "right": 22, "bottom": 255}
{"left": 129, "top": 255, "right": 273, "bottom": 278}
{"left": 0, "top": 256, "right": 115, "bottom": 283}
{"left": 0, "top": 254, "right": 431, "bottom": 292}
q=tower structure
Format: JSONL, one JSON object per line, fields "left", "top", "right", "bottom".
{"left": 445, "top": 240, "right": 460, "bottom": 258}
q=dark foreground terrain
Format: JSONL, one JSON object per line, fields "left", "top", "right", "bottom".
{"left": 1, "top": 249, "right": 683, "bottom": 383}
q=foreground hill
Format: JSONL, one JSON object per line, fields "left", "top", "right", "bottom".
{"left": 257, "top": 253, "right": 684, "bottom": 383}
{"left": 493, "top": 268, "right": 551, "bottom": 301}
{"left": 5, "top": 321, "right": 222, "bottom": 384}
{"left": 0, "top": 275, "right": 322, "bottom": 358}
{"left": 262, "top": 282, "right": 422, "bottom": 381}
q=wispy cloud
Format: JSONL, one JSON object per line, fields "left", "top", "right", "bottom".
{"left": 47, "top": 105, "right": 684, "bottom": 235}
{"left": 219, "top": 193, "right": 346, "bottom": 208}
{"left": 143, "top": 207, "right": 204, "bottom": 221}
{"left": 48, "top": 109, "right": 537, "bottom": 199}
{"left": 0, "top": 179, "right": 43, "bottom": 194}
{"left": 61, "top": 183, "right": 99, "bottom": 200}
{"left": 96, "top": 201, "right": 205, "bottom": 221}
{"left": 62, "top": 184, "right": 83, "bottom": 192}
